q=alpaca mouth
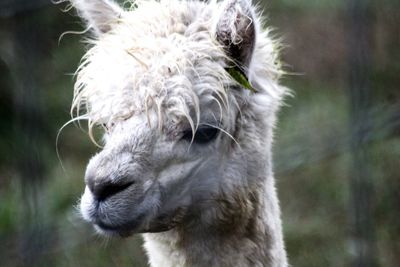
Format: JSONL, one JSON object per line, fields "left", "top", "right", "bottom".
{"left": 94, "top": 213, "right": 146, "bottom": 237}
{"left": 88, "top": 196, "right": 155, "bottom": 236}
{"left": 81, "top": 178, "right": 189, "bottom": 236}
{"left": 95, "top": 218, "right": 174, "bottom": 236}
{"left": 81, "top": 181, "right": 183, "bottom": 236}
{"left": 90, "top": 199, "right": 156, "bottom": 237}
{"left": 93, "top": 204, "right": 188, "bottom": 236}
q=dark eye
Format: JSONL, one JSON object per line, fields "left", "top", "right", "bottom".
{"left": 181, "top": 125, "right": 219, "bottom": 144}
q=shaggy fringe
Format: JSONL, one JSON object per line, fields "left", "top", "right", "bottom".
{"left": 68, "top": 0, "right": 286, "bottom": 145}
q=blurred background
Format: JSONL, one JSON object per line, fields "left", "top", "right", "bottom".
{"left": 0, "top": 0, "right": 399, "bottom": 266}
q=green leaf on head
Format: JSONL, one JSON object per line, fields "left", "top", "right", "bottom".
{"left": 225, "top": 67, "right": 257, "bottom": 93}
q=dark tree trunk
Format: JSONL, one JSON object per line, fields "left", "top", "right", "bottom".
{"left": 11, "top": 14, "right": 47, "bottom": 267}
{"left": 347, "top": 0, "right": 378, "bottom": 267}
{"left": 1, "top": 1, "right": 53, "bottom": 265}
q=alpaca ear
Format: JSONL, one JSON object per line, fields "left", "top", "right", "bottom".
{"left": 70, "top": 0, "right": 123, "bottom": 35}
{"left": 215, "top": 0, "right": 256, "bottom": 73}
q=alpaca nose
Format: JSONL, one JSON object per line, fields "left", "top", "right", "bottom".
{"left": 87, "top": 178, "right": 134, "bottom": 201}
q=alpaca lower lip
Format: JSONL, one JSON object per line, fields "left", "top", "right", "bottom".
{"left": 94, "top": 214, "right": 145, "bottom": 236}
{"left": 95, "top": 221, "right": 137, "bottom": 236}
{"left": 94, "top": 206, "right": 186, "bottom": 235}
{"left": 94, "top": 216, "right": 173, "bottom": 235}
{"left": 88, "top": 200, "right": 145, "bottom": 236}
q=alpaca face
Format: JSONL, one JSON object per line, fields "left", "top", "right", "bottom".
{"left": 78, "top": 42, "right": 242, "bottom": 235}
{"left": 71, "top": 0, "right": 283, "bottom": 237}
{"left": 80, "top": 101, "right": 235, "bottom": 236}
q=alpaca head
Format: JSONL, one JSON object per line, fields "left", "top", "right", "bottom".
{"left": 72, "top": 0, "right": 285, "bottom": 237}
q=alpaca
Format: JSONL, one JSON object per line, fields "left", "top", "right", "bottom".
{"left": 68, "top": 0, "right": 288, "bottom": 266}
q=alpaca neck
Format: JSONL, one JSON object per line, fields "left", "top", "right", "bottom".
{"left": 143, "top": 176, "right": 287, "bottom": 267}
{"left": 143, "top": 103, "right": 287, "bottom": 266}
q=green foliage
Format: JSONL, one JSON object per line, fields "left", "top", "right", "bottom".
{"left": 273, "top": 0, "right": 345, "bottom": 10}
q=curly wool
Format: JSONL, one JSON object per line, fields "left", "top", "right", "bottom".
{"left": 71, "top": 0, "right": 285, "bottom": 140}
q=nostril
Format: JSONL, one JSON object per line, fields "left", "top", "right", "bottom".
{"left": 89, "top": 180, "right": 134, "bottom": 201}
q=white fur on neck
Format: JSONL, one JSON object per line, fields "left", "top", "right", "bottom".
{"left": 142, "top": 92, "right": 288, "bottom": 267}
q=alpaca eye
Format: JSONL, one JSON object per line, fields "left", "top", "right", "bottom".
{"left": 181, "top": 126, "right": 219, "bottom": 144}
{"left": 101, "top": 122, "right": 115, "bottom": 132}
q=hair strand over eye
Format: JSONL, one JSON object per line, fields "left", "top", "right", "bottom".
{"left": 181, "top": 125, "right": 219, "bottom": 144}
